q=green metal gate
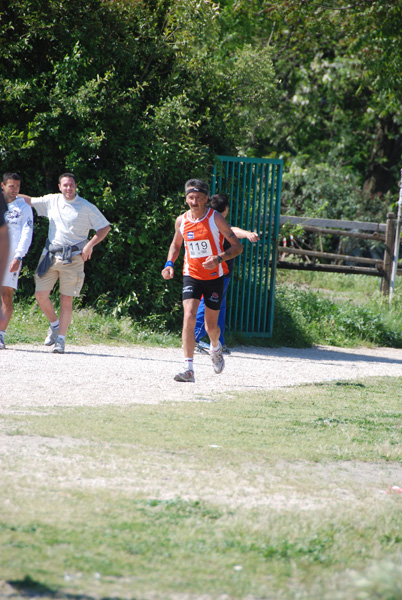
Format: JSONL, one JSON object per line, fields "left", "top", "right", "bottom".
{"left": 211, "top": 155, "right": 283, "bottom": 338}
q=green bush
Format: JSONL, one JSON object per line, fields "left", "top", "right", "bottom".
{"left": 0, "top": 0, "right": 276, "bottom": 327}
{"left": 271, "top": 282, "right": 402, "bottom": 348}
{"left": 281, "top": 159, "right": 371, "bottom": 222}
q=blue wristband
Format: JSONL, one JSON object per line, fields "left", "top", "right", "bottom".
{"left": 165, "top": 260, "right": 174, "bottom": 268}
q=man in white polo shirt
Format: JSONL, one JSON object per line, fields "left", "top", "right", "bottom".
{"left": 22, "top": 173, "right": 110, "bottom": 354}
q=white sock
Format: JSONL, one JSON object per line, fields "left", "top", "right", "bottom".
{"left": 57, "top": 335, "right": 66, "bottom": 341}
{"left": 211, "top": 343, "right": 221, "bottom": 353}
{"left": 51, "top": 320, "right": 59, "bottom": 329}
{"left": 185, "top": 358, "right": 194, "bottom": 371}
{"left": 0, "top": 329, "right": 5, "bottom": 336}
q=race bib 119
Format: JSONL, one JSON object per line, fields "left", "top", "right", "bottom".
{"left": 187, "top": 239, "right": 213, "bottom": 258}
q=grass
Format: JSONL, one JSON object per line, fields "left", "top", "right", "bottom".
{"left": 272, "top": 271, "right": 402, "bottom": 348}
{"left": 6, "top": 300, "right": 182, "bottom": 348}
{"left": 2, "top": 378, "right": 402, "bottom": 599}
{"left": 3, "top": 273, "right": 402, "bottom": 598}
{"left": 4, "top": 381, "right": 402, "bottom": 461}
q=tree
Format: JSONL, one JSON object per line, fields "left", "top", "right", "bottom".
{"left": 216, "top": 0, "right": 402, "bottom": 217}
{"left": 0, "top": 0, "right": 276, "bottom": 327}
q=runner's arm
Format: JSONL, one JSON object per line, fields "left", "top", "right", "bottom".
{"left": 161, "top": 215, "right": 183, "bottom": 280}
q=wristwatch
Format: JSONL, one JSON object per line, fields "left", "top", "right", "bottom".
{"left": 15, "top": 256, "right": 22, "bottom": 262}
{"left": 217, "top": 255, "right": 223, "bottom": 263}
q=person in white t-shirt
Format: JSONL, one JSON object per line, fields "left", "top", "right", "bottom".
{"left": 0, "top": 173, "right": 34, "bottom": 350}
{"left": 21, "top": 173, "right": 110, "bottom": 354}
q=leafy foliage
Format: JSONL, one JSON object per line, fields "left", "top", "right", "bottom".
{"left": 2, "top": 0, "right": 402, "bottom": 333}
{"left": 272, "top": 281, "right": 402, "bottom": 349}
{"left": 0, "top": 0, "right": 276, "bottom": 327}
{"left": 281, "top": 160, "right": 365, "bottom": 221}
{"left": 217, "top": 0, "right": 402, "bottom": 207}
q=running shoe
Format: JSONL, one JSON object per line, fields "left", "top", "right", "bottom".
{"left": 174, "top": 369, "right": 195, "bottom": 383}
{"left": 211, "top": 346, "right": 225, "bottom": 374}
{"left": 44, "top": 326, "right": 59, "bottom": 346}
{"left": 0, "top": 333, "right": 5, "bottom": 349}
{"left": 52, "top": 337, "right": 65, "bottom": 354}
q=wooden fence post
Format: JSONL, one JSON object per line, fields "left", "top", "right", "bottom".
{"left": 382, "top": 212, "right": 396, "bottom": 295}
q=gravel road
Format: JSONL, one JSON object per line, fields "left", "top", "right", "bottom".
{"left": 2, "top": 342, "right": 402, "bottom": 408}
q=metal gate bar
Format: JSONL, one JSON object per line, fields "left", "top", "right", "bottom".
{"left": 211, "top": 155, "right": 283, "bottom": 337}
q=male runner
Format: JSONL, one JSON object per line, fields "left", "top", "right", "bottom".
{"left": 161, "top": 179, "right": 243, "bottom": 382}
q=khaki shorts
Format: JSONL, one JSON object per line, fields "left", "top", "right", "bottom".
{"left": 35, "top": 254, "right": 85, "bottom": 297}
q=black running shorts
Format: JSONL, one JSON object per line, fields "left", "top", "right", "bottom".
{"left": 182, "top": 275, "right": 224, "bottom": 310}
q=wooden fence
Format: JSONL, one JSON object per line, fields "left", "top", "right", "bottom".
{"left": 277, "top": 213, "right": 401, "bottom": 295}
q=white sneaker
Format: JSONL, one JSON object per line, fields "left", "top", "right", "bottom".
{"left": 211, "top": 345, "right": 225, "bottom": 374}
{"left": 174, "top": 369, "right": 195, "bottom": 383}
{"left": 0, "top": 333, "right": 5, "bottom": 349}
{"left": 52, "top": 336, "right": 65, "bottom": 354}
{"left": 45, "top": 326, "right": 59, "bottom": 346}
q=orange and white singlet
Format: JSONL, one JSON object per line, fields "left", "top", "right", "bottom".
{"left": 180, "top": 208, "right": 229, "bottom": 280}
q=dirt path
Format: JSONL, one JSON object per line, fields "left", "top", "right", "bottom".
{"left": 2, "top": 342, "right": 402, "bottom": 407}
